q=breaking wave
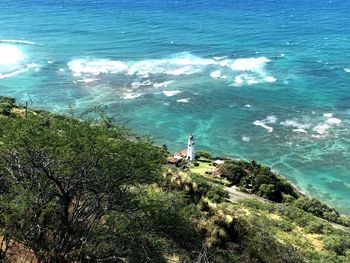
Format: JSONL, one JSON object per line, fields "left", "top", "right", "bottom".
{"left": 163, "top": 90, "right": 182, "bottom": 97}
{"left": 68, "top": 52, "right": 276, "bottom": 86}
{"left": 253, "top": 115, "right": 277, "bottom": 133}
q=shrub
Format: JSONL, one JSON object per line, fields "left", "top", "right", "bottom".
{"left": 0, "top": 103, "right": 13, "bottom": 116}
{"left": 0, "top": 96, "right": 15, "bottom": 105}
{"left": 191, "top": 175, "right": 212, "bottom": 196}
{"left": 293, "top": 198, "right": 340, "bottom": 223}
{"left": 282, "top": 194, "right": 297, "bottom": 204}
{"left": 192, "top": 160, "right": 200, "bottom": 166}
{"left": 219, "top": 161, "right": 248, "bottom": 185}
{"left": 0, "top": 96, "right": 15, "bottom": 116}
{"left": 220, "top": 160, "right": 298, "bottom": 202}
{"left": 325, "top": 235, "right": 350, "bottom": 256}
{"left": 0, "top": 114, "right": 195, "bottom": 262}
{"left": 305, "top": 221, "right": 328, "bottom": 234}
{"left": 196, "top": 150, "right": 213, "bottom": 160}
{"left": 207, "top": 186, "right": 229, "bottom": 203}
{"left": 258, "top": 183, "right": 277, "bottom": 200}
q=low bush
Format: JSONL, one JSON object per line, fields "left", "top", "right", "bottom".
{"left": 0, "top": 96, "right": 16, "bottom": 116}
{"left": 207, "top": 186, "right": 229, "bottom": 203}
{"left": 293, "top": 198, "right": 344, "bottom": 225}
{"left": 324, "top": 235, "right": 350, "bottom": 256}
{"left": 220, "top": 160, "right": 298, "bottom": 202}
{"left": 196, "top": 150, "right": 213, "bottom": 160}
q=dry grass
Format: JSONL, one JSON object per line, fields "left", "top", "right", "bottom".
{"left": 0, "top": 236, "right": 37, "bottom": 263}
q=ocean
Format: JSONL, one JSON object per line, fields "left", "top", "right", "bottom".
{"left": 1, "top": 0, "right": 350, "bottom": 213}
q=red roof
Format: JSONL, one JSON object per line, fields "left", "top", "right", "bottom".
{"left": 179, "top": 149, "right": 188, "bottom": 156}
{"left": 167, "top": 156, "right": 182, "bottom": 164}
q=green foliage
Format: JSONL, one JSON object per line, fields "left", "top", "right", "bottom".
{"left": 192, "top": 160, "right": 200, "bottom": 166}
{"left": 196, "top": 149, "right": 213, "bottom": 160}
{"left": 84, "top": 188, "right": 201, "bottom": 262}
{"left": 324, "top": 234, "right": 350, "bottom": 256}
{"left": 0, "top": 113, "right": 200, "bottom": 262}
{"left": 220, "top": 160, "right": 298, "bottom": 202}
{"left": 0, "top": 96, "right": 15, "bottom": 105}
{"left": 0, "top": 96, "right": 15, "bottom": 116}
{"left": 240, "top": 224, "right": 305, "bottom": 263}
{"left": 207, "top": 186, "right": 229, "bottom": 203}
{"left": 305, "top": 221, "right": 329, "bottom": 234}
{"left": 293, "top": 198, "right": 346, "bottom": 225}
{"left": 282, "top": 193, "right": 296, "bottom": 203}
{"left": 192, "top": 174, "right": 212, "bottom": 196}
{"left": 1, "top": 106, "right": 350, "bottom": 263}
{"left": 190, "top": 175, "right": 228, "bottom": 203}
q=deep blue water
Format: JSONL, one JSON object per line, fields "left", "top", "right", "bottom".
{"left": 1, "top": 0, "right": 350, "bottom": 213}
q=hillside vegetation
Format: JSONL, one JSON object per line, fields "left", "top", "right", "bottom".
{"left": 0, "top": 96, "right": 349, "bottom": 263}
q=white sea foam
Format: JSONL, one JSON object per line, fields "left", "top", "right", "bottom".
{"left": 163, "top": 90, "right": 182, "bottom": 97}
{"left": 326, "top": 117, "right": 342, "bottom": 125}
{"left": 130, "top": 81, "right": 150, "bottom": 89}
{"left": 242, "top": 136, "right": 251, "bottom": 142}
{"left": 312, "top": 116, "right": 341, "bottom": 135}
{"left": 230, "top": 57, "right": 270, "bottom": 71}
{"left": 244, "top": 104, "right": 252, "bottom": 108}
{"left": 0, "top": 69, "right": 24, "bottom": 79}
{"left": 166, "top": 66, "right": 195, "bottom": 76}
{"left": 210, "top": 70, "right": 222, "bottom": 79}
{"left": 313, "top": 123, "right": 331, "bottom": 135}
{"left": 247, "top": 79, "right": 259, "bottom": 85}
{"left": 26, "top": 63, "right": 40, "bottom": 72}
{"left": 265, "top": 76, "right": 277, "bottom": 83}
{"left": 280, "top": 120, "right": 310, "bottom": 130}
{"left": 253, "top": 120, "right": 274, "bottom": 133}
{"left": 68, "top": 59, "right": 128, "bottom": 77}
{"left": 234, "top": 75, "right": 245, "bottom": 85}
{"left": 213, "top": 56, "right": 227, "bottom": 60}
{"left": 323, "top": 113, "right": 333, "bottom": 118}
{"left": 76, "top": 78, "right": 99, "bottom": 83}
{"left": 123, "top": 93, "right": 143, "bottom": 100}
{"left": 126, "top": 54, "right": 213, "bottom": 76}
{"left": 68, "top": 53, "right": 275, "bottom": 86}
{"left": 0, "top": 39, "right": 36, "bottom": 45}
{"left": 153, "top": 80, "right": 174, "bottom": 88}
{"left": 176, "top": 98, "right": 190, "bottom": 103}
{"left": 292, "top": 128, "right": 308, "bottom": 133}
{"left": 68, "top": 53, "right": 273, "bottom": 77}
{"left": 253, "top": 115, "right": 277, "bottom": 133}
{"left": 344, "top": 68, "right": 350, "bottom": 73}
{"left": 265, "top": 115, "right": 277, "bottom": 123}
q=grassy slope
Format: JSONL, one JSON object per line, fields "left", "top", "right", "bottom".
{"left": 183, "top": 160, "right": 350, "bottom": 262}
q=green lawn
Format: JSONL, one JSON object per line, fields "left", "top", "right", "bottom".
{"left": 190, "top": 161, "right": 231, "bottom": 186}
{"left": 190, "top": 161, "right": 213, "bottom": 175}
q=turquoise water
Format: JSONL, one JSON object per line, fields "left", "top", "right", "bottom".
{"left": 1, "top": 0, "right": 350, "bottom": 213}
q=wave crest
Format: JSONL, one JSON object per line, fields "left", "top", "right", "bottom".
{"left": 67, "top": 53, "right": 276, "bottom": 86}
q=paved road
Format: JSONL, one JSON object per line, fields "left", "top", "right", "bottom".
{"left": 225, "top": 186, "right": 265, "bottom": 202}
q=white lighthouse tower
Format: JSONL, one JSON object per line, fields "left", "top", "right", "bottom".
{"left": 186, "top": 135, "right": 195, "bottom": 161}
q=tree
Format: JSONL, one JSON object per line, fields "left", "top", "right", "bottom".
{"left": 0, "top": 96, "right": 15, "bottom": 116}
{"left": 0, "top": 114, "right": 171, "bottom": 262}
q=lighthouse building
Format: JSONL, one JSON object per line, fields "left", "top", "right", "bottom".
{"left": 186, "top": 135, "right": 195, "bottom": 161}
